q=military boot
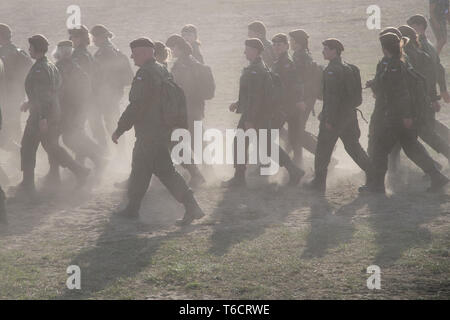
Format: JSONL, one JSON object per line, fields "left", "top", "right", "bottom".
{"left": 176, "top": 192, "right": 205, "bottom": 226}
{"left": 304, "top": 177, "right": 326, "bottom": 195}
{"left": 114, "top": 202, "right": 140, "bottom": 219}
{"left": 221, "top": 167, "right": 246, "bottom": 188}
{"left": 285, "top": 162, "right": 305, "bottom": 186}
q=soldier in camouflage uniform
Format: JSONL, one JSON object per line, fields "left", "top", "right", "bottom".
{"left": 0, "top": 24, "right": 32, "bottom": 156}
{"left": 53, "top": 40, "right": 106, "bottom": 174}
{"left": 13, "top": 35, "right": 90, "bottom": 198}
{"left": 306, "top": 39, "right": 373, "bottom": 195}
{"left": 181, "top": 25, "right": 204, "bottom": 64}
{"left": 112, "top": 38, "right": 204, "bottom": 225}
{"left": 366, "top": 33, "right": 448, "bottom": 193}
{"left": 222, "top": 38, "right": 305, "bottom": 187}
{"left": 248, "top": 21, "right": 275, "bottom": 69}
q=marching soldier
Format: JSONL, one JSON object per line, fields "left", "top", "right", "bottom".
{"left": 181, "top": 24, "right": 204, "bottom": 64}
{"left": 306, "top": 39, "right": 373, "bottom": 195}
{"left": 112, "top": 38, "right": 204, "bottom": 225}
{"left": 222, "top": 38, "right": 304, "bottom": 187}
{"left": 367, "top": 33, "right": 448, "bottom": 193}
{"left": 13, "top": 35, "right": 90, "bottom": 198}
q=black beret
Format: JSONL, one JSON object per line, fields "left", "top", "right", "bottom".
{"left": 322, "top": 38, "right": 344, "bottom": 53}
{"left": 28, "top": 34, "right": 49, "bottom": 52}
{"left": 68, "top": 25, "right": 89, "bottom": 36}
{"left": 0, "top": 23, "right": 12, "bottom": 40}
{"left": 379, "top": 32, "right": 402, "bottom": 47}
{"left": 398, "top": 25, "right": 418, "bottom": 41}
{"left": 57, "top": 40, "right": 73, "bottom": 48}
{"left": 379, "top": 27, "right": 402, "bottom": 38}
{"left": 272, "top": 33, "right": 288, "bottom": 44}
{"left": 407, "top": 15, "right": 428, "bottom": 29}
{"left": 130, "top": 37, "right": 154, "bottom": 49}
{"left": 245, "top": 38, "right": 264, "bottom": 53}
{"left": 165, "top": 34, "right": 185, "bottom": 48}
{"left": 90, "top": 24, "right": 114, "bottom": 38}
{"left": 289, "top": 29, "right": 309, "bottom": 43}
{"left": 248, "top": 21, "right": 267, "bottom": 36}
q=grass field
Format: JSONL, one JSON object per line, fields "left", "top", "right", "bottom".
{"left": 0, "top": 0, "right": 449, "bottom": 299}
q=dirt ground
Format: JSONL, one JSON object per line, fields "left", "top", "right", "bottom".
{"left": 0, "top": 0, "right": 449, "bottom": 299}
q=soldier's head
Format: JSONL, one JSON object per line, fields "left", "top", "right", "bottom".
{"left": 398, "top": 25, "right": 420, "bottom": 48}
{"left": 0, "top": 23, "right": 12, "bottom": 45}
{"left": 90, "top": 25, "right": 114, "bottom": 47}
{"left": 181, "top": 24, "right": 200, "bottom": 45}
{"left": 166, "top": 34, "right": 192, "bottom": 59}
{"left": 68, "top": 25, "right": 90, "bottom": 48}
{"left": 407, "top": 15, "right": 427, "bottom": 35}
{"left": 244, "top": 38, "right": 264, "bottom": 62}
{"left": 322, "top": 38, "right": 344, "bottom": 61}
{"left": 28, "top": 34, "right": 49, "bottom": 59}
{"left": 288, "top": 29, "right": 309, "bottom": 52}
{"left": 271, "top": 33, "right": 289, "bottom": 58}
{"left": 130, "top": 37, "right": 154, "bottom": 67}
{"left": 379, "top": 32, "right": 407, "bottom": 59}
{"left": 379, "top": 27, "right": 402, "bottom": 38}
{"left": 53, "top": 40, "right": 73, "bottom": 62}
{"left": 248, "top": 21, "right": 267, "bottom": 40}
{"left": 154, "top": 41, "right": 170, "bottom": 65}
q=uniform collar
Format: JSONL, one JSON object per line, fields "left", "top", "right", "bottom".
{"left": 249, "top": 56, "right": 263, "bottom": 66}
{"left": 329, "top": 56, "right": 342, "bottom": 65}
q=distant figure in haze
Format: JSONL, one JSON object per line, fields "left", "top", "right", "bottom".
{"left": 12, "top": 35, "right": 90, "bottom": 200}
{"left": 111, "top": 37, "right": 205, "bottom": 225}
{"left": 429, "top": 0, "right": 449, "bottom": 55}
{"left": 247, "top": 21, "right": 275, "bottom": 68}
{"left": 181, "top": 24, "right": 204, "bottom": 64}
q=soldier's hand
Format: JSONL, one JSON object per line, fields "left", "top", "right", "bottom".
{"left": 296, "top": 101, "right": 307, "bottom": 112}
{"left": 229, "top": 102, "right": 238, "bottom": 112}
{"left": 441, "top": 91, "right": 450, "bottom": 103}
{"left": 20, "top": 101, "right": 30, "bottom": 112}
{"left": 39, "top": 119, "right": 48, "bottom": 133}
{"left": 112, "top": 131, "right": 121, "bottom": 144}
{"left": 403, "top": 118, "right": 413, "bottom": 129}
{"left": 432, "top": 101, "right": 441, "bottom": 112}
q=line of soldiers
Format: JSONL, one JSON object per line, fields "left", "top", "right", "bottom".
{"left": 0, "top": 14, "right": 449, "bottom": 225}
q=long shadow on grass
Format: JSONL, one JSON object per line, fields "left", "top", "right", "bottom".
{"left": 366, "top": 184, "right": 448, "bottom": 266}
{"left": 208, "top": 181, "right": 308, "bottom": 256}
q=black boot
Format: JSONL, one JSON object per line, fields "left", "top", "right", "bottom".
{"left": 176, "top": 192, "right": 205, "bottom": 226}
{"left": 286, "top": 163, "right": 305, "bottom": 186}
{"left": 114, "top": 203, "right": 140, "bottom": 219}
{"left": 304, "top": 177, "right": 326, "bottom": 195}
{"left": 221, "top": 168, "right": 246, "bottom": 188}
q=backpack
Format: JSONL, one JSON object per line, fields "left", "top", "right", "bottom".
{"left": 113, "top": 48, "right": 134, "bottom": 89}
{"left": 160, "top": 74, "right": 188, "bottom": 129}
{"left": 192, "top": 61, "right": 215, "bottom": 100}
{"left": 342, "top": 62, "right": 363, "bottom": 109}
{"left": 402, "top": 64, "right": 429, "bottom": 125}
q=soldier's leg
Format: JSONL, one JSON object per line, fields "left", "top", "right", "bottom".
{"left": 40, "top": 123, "right": 89, "bottom": 185}
{"left": 388, "top": 143, "right": 402, "bottom": 174}
{"left": 223, "top": 115, "right": 248, "bottom": 187}
{"left": 19, "top": 114, "right": 41, "bottom": 191}
{"left": 87, "top": 101, "right": 108, "bottom": 149}
{"left": 340, "top": 118, "right": 371, "bottom": 172}
{"left": 419, "top": 112, "right": 450, "bottom": 161}
{"left": 287, "top": 108, "right": 303, "bottom": 166}
{"left": 154, "top": 144, "right": 204, "bottom": 225}
{"left": 371, "top": 127, "right": 397, "bottom": 192}
{"left": 309, "top": 121, "right": 339, "bottom": 192}
{"left": 434, "top": 119, "right": 449, "bottom": 141}
{"left": 123, "top": 144, "right": 153, "bottom": 216}
{"left": 397, "top": 127, "right": 448, "bottom": 190}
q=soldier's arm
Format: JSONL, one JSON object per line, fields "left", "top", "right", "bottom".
{"left": 115, "top": 69, "right": 149, "bottom": 136}
{"left": 425, "top": 55, "right": 439, "bottom": 102}
{"left": 435, "top": 54, "right": 447, "bottom": 93}
{"left": 386, "top": 63, "right": 413, "bottom": 119}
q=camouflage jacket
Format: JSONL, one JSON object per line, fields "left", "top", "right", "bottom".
{"left": 25, "top": 56, "right": 62, "bottom": 121}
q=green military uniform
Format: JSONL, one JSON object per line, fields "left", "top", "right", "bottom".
{"left": 312, "top": 56, "right": 372, "bottom": 192}
{"left": 72, "top": 44, "right": 108, "bottom": 151}
{"left": 369, "top": 56, "right": 448, "bottom": 192}
{"left": 93, "top": 39, "right": 132, "bottom": 144}
{"left": 56, "top": 55, "right": 105, "bottom": 169}
{"left": 228, "top": 56, "right": 304, "bottom": 185}
{"left": 418, "top": 33, "right": 449, "bottom": 141}
{"left": 20, "top": 56, "right": 88, "bottom": 191}
{"left": 114, "top": 57, "right": 199, "bottom": 218}
{"left": 0, "top": 41, "right": 32, "bottom": 151}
